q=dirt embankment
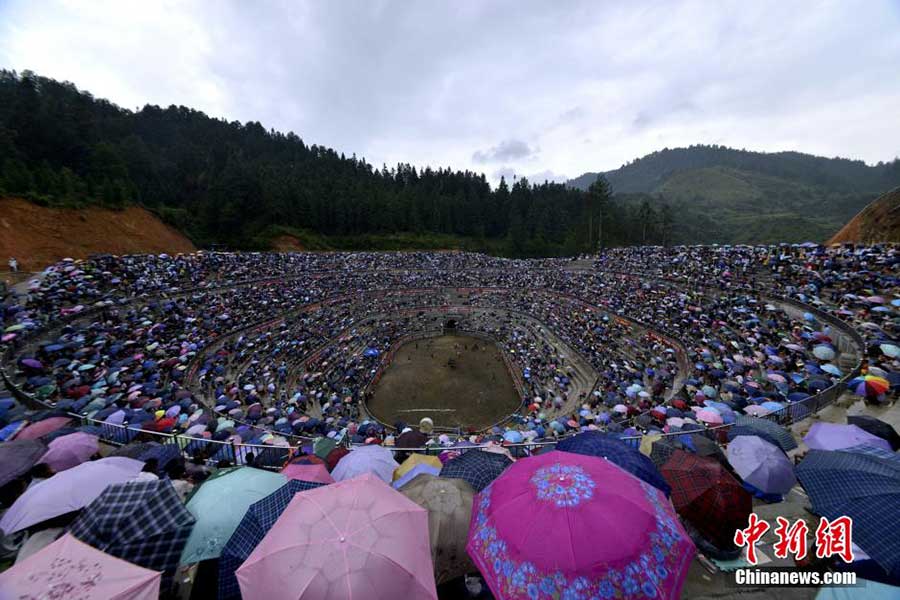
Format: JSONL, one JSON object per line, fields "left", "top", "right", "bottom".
{"left": 828, "top": 187, "right": 900, "bottom": 244}
{"left": 0, "top": 197, "right": 197, "bottom": 271}
{"left": 271, "top": 234, "right": 307, "bottom": 252}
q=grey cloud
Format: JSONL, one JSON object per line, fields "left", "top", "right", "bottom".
{"left": 473, "top": 139, "right": 538, "bottom": 164}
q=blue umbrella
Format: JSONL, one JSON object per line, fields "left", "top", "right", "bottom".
{"left": 439, "top": 450, "right": 511, "bottom": 492}
{"left": 218, "top": 479, "right": 325, "bottom": 600}
{"left": 726, "top": 435, "right": 796, "bottom": 500}
{"left": 796, "top": 450, "right": 900, "bottom": 579}
{"left": 557, "top": 431, "right": 671, "bottom": 496}
{"left": 392, "top": 463, "right": 441, "bottom": 490}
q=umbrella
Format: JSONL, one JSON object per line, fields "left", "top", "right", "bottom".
{"left": 219, "top": 479, "right": 326, "bottom": 600}
{"left": 661, "top": 450, "right": 752, "bottom": 550}
{"left": 312, "top": 436, "right": 338, "bottom": 459}
{"left": 401, "top": 473, "right": 476, "bottom": 585}
{"left": 180, "top": 467, "right": 287, "bottom": 565}
{"left": 14, "top": 416, "right": 72, "bottom": 440}
{"left": 846, "top": 415, "right": 900, "bottom": 451}
{"left": 696, "top": 408, "right": 724, "bottom": 425}
{"left": 467, "top": 451, "right": 695, "bottom": 599}
{"left": 0, "top": 438, "right": 47, "bottom": 487}
{"left": 731, "top": 415, "right": 798, "bottom": 451}
{"left": 137, "top": 443, "right": 183, "bottom": 471}
{"left": 649, "top": 437, "right": 683, "bottom": 468}
{"left": 849, "top": 375, "right": 890, "bottom": 397}
{"left": 440, "top": 449, "right": 513, "bottom": 492}
{"left": 0, "top": 533, "right": 161, "bottom": 599}
{"left": 38, "top": 432, "right": 99, "bottom": 472}
{"left": 68, "top": 479, "right": 195, "bottom": 592}
{"left": 812, "top": 345, "right": 836, "bottom": 360}
{"left": 393, "top": 463, "right": 441, "bottom": 490}
{"left": 557, "top": 431, "right": 671, "bottom": 496}
{"left": 331, "top": 444, "right": 400, "bottom": 483}
{"left": 0, "top": 457, "right": 145, "bottom": 534}
{"left": 726, "top": 435, "right": 796, "bottom": 498}
{"left": 394, "top": 453, "right": 443, "bottom": 481}
{"left": 280, "top": 462, "right": 335, "bottom": 485}
{"left": 803, "top": 422, "right": 893, "bottom": 452}
{"left": 879, "top": 343, "right": 900, "bottom": 358}
{"left": 796, "top": 450, "right": 900, "bottom": 579}
{"left": 235, "top": 473, "right": 437, "bottom": 600}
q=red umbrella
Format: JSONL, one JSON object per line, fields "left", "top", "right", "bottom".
{"left": 14, "top": 417, "right": 72, "bottom": 441}
{"left": 671, "top": 399, "right": 687, "bottom": 411}
{"left": 325, "top": 446, "right": 350, "bottom": 471}
{"left": 660, "top": 450, "right": 752, "bottom": 549}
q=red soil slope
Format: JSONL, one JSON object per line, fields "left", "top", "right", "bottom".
{"left": 0, "top": 197, "right": 197, "bottom": 271}
{"left": 828, "top": 187, "right": 900, "bottom": 245}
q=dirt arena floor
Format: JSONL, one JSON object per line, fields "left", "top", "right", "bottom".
{"left": 367, "top": 334, "right": 521, "bottom": 430}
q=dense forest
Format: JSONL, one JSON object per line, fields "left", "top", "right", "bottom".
{"left": 0, "top": 70, "right": 675, "bottom": 256}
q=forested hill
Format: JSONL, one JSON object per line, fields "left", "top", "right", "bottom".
{"left": 3, "top": 70, "right": 665, "bottom": 256}
{"left": 568, "top": 146, "right": 900, "bottom": 244}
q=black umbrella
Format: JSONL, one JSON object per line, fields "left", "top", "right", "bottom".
{"left": 439, "top": 450, "right": 512, "bottom": 492}
{"left": 848, "top": 415, "right": 900, "bottom": 451}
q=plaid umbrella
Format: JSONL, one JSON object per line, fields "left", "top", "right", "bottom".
{"left": 796, "top": 450, "right": 900, "bottom": 579}
{"left": 219, "top": 479, "right": 326, "bottom": 600}
{"left": 839, "top": 443, "right": 900, "bottom": 466}
{"left": 661, "top": 450, "right": 752, "bottom": 550}
{"left": 0, "top": 438, "right": 46, "bottom": 487}
{"left": 679, "top": 433, "right": 729, "bottom": 466}
{"left": 439, "top": 449, "right": 512, "bottom": 492}
{"left": 732, "top": 415, "right": 798, "bottom": 451}
{"left": 649, "top": 437, "right": 683, "bottom": 468}
{"left": 847, "top": 415, "right": 900, "bottom": 451}
{"left": 557, "top": 431, "right": 671, "bottom": 496}
{"left": 68, "top": 479, "right": 195, "bottom": 592}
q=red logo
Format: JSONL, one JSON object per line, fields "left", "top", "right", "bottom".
{"left": 735, "top": 514, "right": 854, "bottom": 565}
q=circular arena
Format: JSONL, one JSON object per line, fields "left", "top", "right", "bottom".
{"left": 2, "top": 246, "right": 898, "bottom": 597}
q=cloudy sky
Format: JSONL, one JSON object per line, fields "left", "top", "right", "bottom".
{"left": 2, "top": 0, "right": 899, "bottom": 184}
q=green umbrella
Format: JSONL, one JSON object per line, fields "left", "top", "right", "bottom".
{"left": 313, "top": 437, "right": 338, "bottom": 460}
{"left": 35, "top": 384, "right": 57, "bottom": 398}
{"left": 4, "top": 324, "right": 26, "bottom": 332}
{"left": 180, "top": 467, "right": 286, "bottom": 565}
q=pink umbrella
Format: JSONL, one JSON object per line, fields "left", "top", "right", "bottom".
{"left": 467, "top": 451, "right": 695, "bottom": 600}
{"left": 744, "top": 405, "right": 771, "bottom": 417}
{"left": 14, "top": 416, "right": 72, "bottom": 440}
{"left": 280, "top": 463, "right": 335, "bottom": 485}
{"left": 236, "top": 473, "right": 437, "bottom": 600}
{"left": 766, "top": 373, "right": 787, "bottom": 384}
{"left": 38, "top": 432, "right": 100, "bottom": 472}
{"left": 0, "top": 457, "right": 144, "bottom": 534}
{"left": 696, "top": 409, "right": 724, "bottom": 425}
{"left": 0, "top": 533, "right": 161, "bottom": 599}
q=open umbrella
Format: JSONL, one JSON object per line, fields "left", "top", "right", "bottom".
{"left": 847, "top": 415, "right": 900, "bottom": 451}
{"left": 726, "top": 435, "right": 796, "bottom": 498}
{"left": 661, "top": 450, "right": 752, "bottom": 550}
{"left": 14, "top": 416, "right": 72, "bottom": 440}
{"left": 401, "top": 473, "right": 476, "bottom": 585}
{"left": 440, "top": 449, "right": 513, "bottom": 492}
{"left": 0, "top": 457, "right": 144, "bottom": 534}
{"left": 235, "top": 473, "right": 437, "bottom": 600}
{"left": 812, "top": 345, "right": 836, "bottom": 361}
{"left": 0, "top": 533, "right": 161, "bottom": 599}
{"left": 557, "top": 431, "right": 670, "bottom": 496}
{"left": 280, "top": 462, "right": 335, "bottom": 485}
{"left": 69, "top": 479, "right": 195, "bottom": 592}
{"left": 394, "top": 453, "right": 443, "bottom": 481}
{"left": 180, "top": 467, "right": 286, "bottom": 565}
{"left": 849, "top": 375, "right": 890, "bottom": 397}
{"left": 731, "top": 415, "right": 797, "bottom": 451}
{"left": 331, "top": 444, "right": 400, "bottom": 483}
{"left": 312, "top": 436, "right": 338, "bottom": 459}
{"left": 467, "top": 451, "right": 695, "bottom": 599}
{"left": 803, "top": 422, "right": 892, "bottom": 452}
{"left": 797, "top": 450, "right": 900, "bottom": 579}
{"left": 38, "top": 431, "right": 99, "bottom": 472}
{"left": 219, "top": 479, "right": 326, "bottom": 600}
{"left": 0, "top": 438, "right": 47, "bottom": 487}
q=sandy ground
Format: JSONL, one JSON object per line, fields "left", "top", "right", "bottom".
{"left": 367, "top": 334, "right": 521, "bottom": 430}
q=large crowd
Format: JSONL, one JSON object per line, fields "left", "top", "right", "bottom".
{"left": 1, "top": 245, "right": 899, "bottom": 597}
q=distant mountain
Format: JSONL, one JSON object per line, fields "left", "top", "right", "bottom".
{"left": 829, "top": 186, "right": 900, "bottom": 244}
{"left": 569, "top": 145, "right": 900, "bottom": 244}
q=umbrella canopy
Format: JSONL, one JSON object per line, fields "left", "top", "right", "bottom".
{"left": 331, "top": 444, "right": 400, "bottom": 483}
{"left": 219, "top": 479, "right": 326, "bottom": 600}
{"left": 796, "top": 450, "right": 900, "bottom": 579}
{"left": 649, "top": 437, "right": 683, "bottom": 468}
{"left": 812, "top": 345, "right": 836, "bottom": 360}
{"left": 38, "top": 432, "right": 99, "bottom": 472}
{"left": 847, "top": 415, "right": 900, "bottom": 451}
{"left": 0, "top": 438, "right": 47, "bottom": 487}
{"left": 313, "top": 436, "right": 338, "bottom": 459}
{"left": 0, "top": 457, "right": 145, "bottom": 534}
{"left": 557, "top": 431, "right": 670, "bottom": 496}
{"left": 69, "top": 479, "right": 195, "bottom": 592}
{"left": 0, "top": 533, "right": 161, "bottom": 600}
{"left": 440, "top": 449, "right": 513, "bottom": 492}
{"left": 731, "top": 415, "right": 798, "bottom": 451}
{"left": 394, "top": 453, "right": 443, "bottom": 481}
{"left": 849, "top": 375, "right": 890, "bottom": 397}
{"left": 726, "top": 435, "right": 796, "bottom": 497}
{"left": 393, "top": 463, "right": 441, "bottom": 490}
{"left": 401, "top": 473, "right": 476, "bottom": 585}
{"left": 467, "top": 451, "right": 695, "bottom": 600}
{"left": 280, "top": 462, "right": 335, "bottom": 485}
{"left": 14, "top": 416, "right": 72, "bottom": 440}
{"left": 180, "top": 467, "right": 287, "bottom": 565}
{"left": 235, "top": 473, "right": 437, "bottom": 600}
{"left": 803, "top": 422, "right": 893, "bottom": 452}
{"left": 661, "top": 450, "right": 752, "bottom": 550}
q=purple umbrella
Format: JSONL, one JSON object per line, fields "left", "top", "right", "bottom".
{"left": 38, "top": 432, "right": 100, "bottom": 472}
{"left": 0, "top": 457, "right": 144, "bottom": 534}
{"left": 21, "top": 358, "right": 43, "bottom": 370}
{"left": 726, "top": 435, "right": 796, "bottom": 497}
{"left": 803, "top": 422, "right": 892, "bottom": 452}
{"left": 0, "top": 439, "right": 47, "bottom": 487}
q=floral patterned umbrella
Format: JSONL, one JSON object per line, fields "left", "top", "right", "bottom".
{"left": 467, "top": 451, "right": 695, "bottom": 599}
